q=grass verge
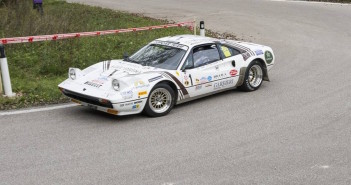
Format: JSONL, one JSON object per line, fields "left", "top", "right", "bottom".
{"left": 0, "top": 0, "right": 194, "bottom": 110}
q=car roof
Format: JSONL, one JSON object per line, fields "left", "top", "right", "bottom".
{"left": 155, "top": 35, "right": 220, "bottom": 47}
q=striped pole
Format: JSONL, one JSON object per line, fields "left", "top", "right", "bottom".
{"left": 0, "top": 44, "right": 15, "bottom": 97}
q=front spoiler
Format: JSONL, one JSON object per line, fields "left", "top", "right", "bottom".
{"left": 59, "top": 88, "right": 147, "bottom": 116}
{"left": 70, "top": 98, "right": 119, "bottom": 115}
{"left": 62, "top": 88, "right": 113, "bottom": 108}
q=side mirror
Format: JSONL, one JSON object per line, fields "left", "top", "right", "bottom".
{"left": 123, "top": 52, "right": 129, "bottom": 60}
{"left": 182, "top": 64, "right": 193, "bottom": 72}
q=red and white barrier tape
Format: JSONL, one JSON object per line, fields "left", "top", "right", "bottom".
{"left": 0, "top": 21, "right": 194, "bottom": 45}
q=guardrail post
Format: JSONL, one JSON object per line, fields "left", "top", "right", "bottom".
{"left": 0, "top": 44, "right": 15, "bottom": 97}
{"left": 200, "top": 21, "right": 205, "bottom": 37}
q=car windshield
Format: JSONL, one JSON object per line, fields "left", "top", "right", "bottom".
{"left": 127, "top": 44, "right": 187, "bottom": 70}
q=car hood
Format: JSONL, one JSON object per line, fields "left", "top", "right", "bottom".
{"left": 72, "top": 60, "right": 160, "bottom": 91}
{"left": 103, "top": 60, "right": 153, "bottom": 74}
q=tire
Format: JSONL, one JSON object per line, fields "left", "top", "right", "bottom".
{"left": 239, "top": 60, "right": 264, "bottom": 92}
{"left": 143, "top": 83, "right": 176, "bottom": 117}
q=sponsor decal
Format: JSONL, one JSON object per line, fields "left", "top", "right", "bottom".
{"left": 162, "top": 71, "right": 190, "bottom": 99}
{"left": 214, "top": 73, "right": 227, "bottom": 80}
{"left": 134, "top": 80, "right": 150, "bottom": 89}
{"left": 134, "top": 80, "right": 145, "bottom": 86}
{"left": 84, "top": 81, "right": 102, "bottom": 88}
{"left": 221, "top": 46, "right": 232, "bottom": 58}
{"left": 230, "top": 69, "right": 238, "bottom": 77}
{"left": 215, "top": 65, "right": 219, "bottom": 70}
{"left": 195, "top": 85, "right": 202, "bottom": 90}
{"left": 92, "top": 79, "right": 104, "bottom": 84}
{"left": 184, "top": 81, "right": 189, "bottom": 86}
{"left": 138, "top": 91, "right": 147, "bottom": 96}
{"left": 121, "top": 90, "right": 133, "bottom": 100}
{"left": 176, "top": 71, "right": 180, "bottom": 76}
{"left": 265, "top": 51, "right": 273, "bottom": 64}
{"left": 132, "top": 104, "right": 140, "bottom": 109}
{"left": 205, "top": 83, "right": 212, "bottom": 87}
{"left": 184, "top": 75, "right": 189, "bottom": 81}
{"left": 255, "top": 50, "right": 263, "bottom": 56}
{"left": 195, "top": 79, "right": 200, "bottom": 85}
{"left": 200, "top": 77, "right": 207, "bottom": 84}
{"left": 120, "top": 100, "right": 142, "bottom": 108}
{"left": 98, "top": 76, "right": 108, "bottom": 81}
{"left": 84, "top": 76, "right": 108, "bottom": 88}
{"left": 120, "top": 102, "right": 132, "bottom": 107}
{"left": 134, "top": 84, "right": 150, "bottom": 89}
{"left": 148, "top": 76, "right": 163, "bottom": 83}
{"left": 207, "top": 76, "right": 212, "bottom": 82}
{"left": 214, "top": 79, "right": 234, "bottom": 90}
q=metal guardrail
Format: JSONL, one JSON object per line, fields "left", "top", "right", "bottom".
{"left": 0, "top": 22, "right": 195, "bottom": 45}
{"left": 0, "top": 21, "right": 206, "bottom": 97}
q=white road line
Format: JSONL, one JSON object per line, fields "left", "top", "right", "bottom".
{"left": 270, "top": 0, "right": 350, "bottom": 5}
{"left": 0, "top": 104, "right": 78, "bottom": 116}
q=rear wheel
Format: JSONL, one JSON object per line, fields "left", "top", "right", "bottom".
{"left": 239, "top": 60, "right": 264, "bottom": 91}
{"left": 143, "top": 83, "right": 175, "bottom": 117}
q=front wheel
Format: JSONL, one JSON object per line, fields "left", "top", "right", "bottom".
{"left": 143, "top": 83, "right": 175, "bottom": 117}
{"left": 239, "top": 60, "right": 264, "bottom": 92}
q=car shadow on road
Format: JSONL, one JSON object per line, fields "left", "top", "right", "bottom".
{"left": 174, "top": 89, "right": 243, "bottom": 109}
{"left": 72, "top": 88, "right": 252, "bottom": 124}
{"left": 76, "top": 107, "right": 145, "bottom": 123}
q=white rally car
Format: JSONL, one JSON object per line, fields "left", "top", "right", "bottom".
{"left": 58, "top": 35, "right": 274, "bottom": 117}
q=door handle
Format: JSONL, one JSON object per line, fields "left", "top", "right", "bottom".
{"left": 231, "top": 60, "right": 236, "bottom": 67}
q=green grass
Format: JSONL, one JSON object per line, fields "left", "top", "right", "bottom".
{"left": 0, "top": 0, "right": 193, "bottom": 110}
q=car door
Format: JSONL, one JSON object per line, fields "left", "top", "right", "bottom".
{"left": 179, "top": 43, "right": 230, "bottom": 97}
{"left": 214, "top": 44, "right": 243, "bottom": 90}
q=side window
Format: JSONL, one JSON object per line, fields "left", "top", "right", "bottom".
{"left": 182, "top": 53, "right": 194, "bottom": 70}
{"left": 220, "top": 45, "right": 240, "bottom": 58}
{"left": 193, "top": 44, "right": 220, "bottom": 68}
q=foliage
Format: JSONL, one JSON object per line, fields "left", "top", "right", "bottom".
{"left": 0, "top": 0, "right": 193, "bottom": 109}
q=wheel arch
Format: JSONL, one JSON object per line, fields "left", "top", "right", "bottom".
{"left": 236, "top": 58, "right": 269, "bottom": 88}
{"left": 155, "top": 80, "right": 178, "bottom": 101}
{"left": 253, "top": 58, "right": 269, "bottom": 81}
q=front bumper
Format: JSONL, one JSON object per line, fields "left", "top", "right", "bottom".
{"left": 59, "top": 87, "right": 147, "bottom": 116}
{"left": 62, "top": 88, "right": 113, "bottom": 108}
{"left": 70, "top": 98, "right": 119, "bottom": 115}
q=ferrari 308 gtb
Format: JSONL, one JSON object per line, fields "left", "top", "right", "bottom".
{"left": 58, "top": 35, "right": 275, "bottom": 117}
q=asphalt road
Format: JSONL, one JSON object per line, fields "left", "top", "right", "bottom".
{"left": 1, "top": 0, "right": 351, "bottom": 184}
